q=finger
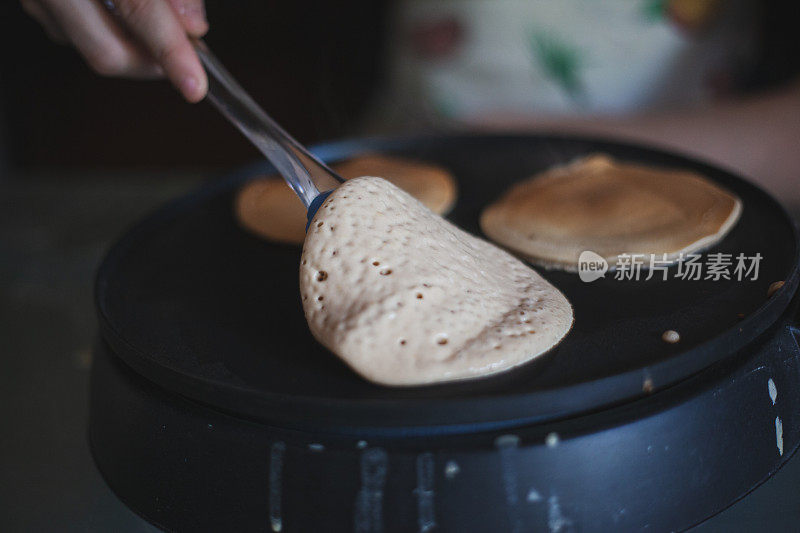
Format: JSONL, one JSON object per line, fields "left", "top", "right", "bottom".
{"left": 165, "top": 0, "right": 208, "bottom": 37}
{"left": 20, "top": 0, "right": 68, "bottom": 43}
{"left": 42, "top": 0, "right": 163, "bottom": 78}
{"left": 114, "top": 0, "right": 207, "bottom": 102}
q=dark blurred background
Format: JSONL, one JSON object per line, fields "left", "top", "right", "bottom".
{"left": 0, "top": 0, "right": 388, "bottom": 170}
{"left": 2, "top": 1, "right": 800, "bottom": 172}
{"left": 1, "top": 1, "right": 798, "bottom": 172}
{"left": 1, "top": 1, "right": 799, "bottom": 531}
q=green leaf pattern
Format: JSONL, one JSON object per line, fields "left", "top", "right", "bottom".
{"left": 526, "top": 29, "right": 587, "bottom": 103}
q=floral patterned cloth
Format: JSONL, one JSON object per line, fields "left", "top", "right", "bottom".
{"left": 373, "top": 0, "right": 757, "bottom": 128}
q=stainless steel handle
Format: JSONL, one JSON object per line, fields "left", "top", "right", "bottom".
{"left": 193, "top": 39, "right": 342, "bottom": 208}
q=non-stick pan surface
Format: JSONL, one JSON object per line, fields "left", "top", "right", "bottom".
{"left": 95, "top": 134, "right": 799, "bottom": 433}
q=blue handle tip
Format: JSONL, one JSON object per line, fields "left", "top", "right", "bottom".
{"left": 306, "top": 190, "right": 334, "bottom": 232}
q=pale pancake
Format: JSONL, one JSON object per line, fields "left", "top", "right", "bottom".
{"left": 480, "top": 154, "right": 742, "bottom": 271}
{"left": 301, "top": 177, "right": 573, "bottom": 386}
{"left": 235, "top": 178, "right": 308, "bottom": 245}
{"left": 235, "top": 154, "right": 457, "bottom": 244}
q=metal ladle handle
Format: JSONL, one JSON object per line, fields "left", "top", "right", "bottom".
{"left": 193, "top": 39, "right": 343, "bottom": 209}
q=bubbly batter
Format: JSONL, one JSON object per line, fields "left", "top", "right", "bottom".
{"left": 300, "top": 177, "right": 573, "bottom": 386}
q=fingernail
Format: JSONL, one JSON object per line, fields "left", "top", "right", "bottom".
{"left": 181, "top": 75, "right": 200, "bottom": 99}
{"left": 186, "top": 3, "right": 207, "bottom": 25}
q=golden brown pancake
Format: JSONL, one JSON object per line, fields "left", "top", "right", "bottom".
{"left": 480, "top": 154, "right": 742, "bottom": 271}
{"left": 235, "top": 154, "right": 457, "bottom": 244}
{"left": 235, "top": 178, "right": 309, "bottom": 245}
{"left": 333, "top": 154, "right": 457, "bottom": 215}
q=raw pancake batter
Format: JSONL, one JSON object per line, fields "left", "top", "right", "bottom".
{"left": 300, "top": 177, "right": 573, "bottom": 386}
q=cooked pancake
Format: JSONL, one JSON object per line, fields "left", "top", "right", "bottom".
{"left": 235, "top": 154, "right": 457, "bottom": 244}
{"left": 334, "top": 154, "right": 457, "bottom": 215}
{"left": 235, "top": 178, "right": 308, "bottom": 245}
{"left": 480, "top": 154, "right": 742, "bottom": 271}
{"left": 301, "top": 177, "right": 573, "bottom": 386}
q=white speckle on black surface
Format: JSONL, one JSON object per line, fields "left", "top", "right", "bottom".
{"left": 269, "top": 441, "right": 286, "bottom": 532}
{"left": 415, "top": 453, "right": 436, "bottom": 532}
{"left": 548, "top": 495, "right": 574, "bottom": 532}
{"left": 662, "top": 329, "right": 680, "bottom": 344}
{"left": 444, "top": 461, "right": 460, "bottom": 479}
{"left": 768, "top": 378, "right": 778, "bottom": 405}
{"left": 495, "top": 434, "right": 522, "bottom": 532}
{"left": 527, "top": 489, "right": 542, "bottom": 503}
{"left": 354, "top": 448, "right": 388, "bottom": 533}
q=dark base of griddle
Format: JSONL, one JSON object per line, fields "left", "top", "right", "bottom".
{"left": 89, "top": 305, "right": 800, "bottom": 533}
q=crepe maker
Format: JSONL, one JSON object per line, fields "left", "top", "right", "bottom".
{"left": 89, "top": 134, "right": 800, "bottom": 532}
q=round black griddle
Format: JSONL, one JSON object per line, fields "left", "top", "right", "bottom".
{"left": 90, "top": 134, "right": 800, "bottom": 532}
{"left": 95, "top": 134, "right": 799, "bottom": 432}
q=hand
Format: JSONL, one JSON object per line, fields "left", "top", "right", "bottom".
{"left": 21, "top": 0, "right": 209, "bottom": 102}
